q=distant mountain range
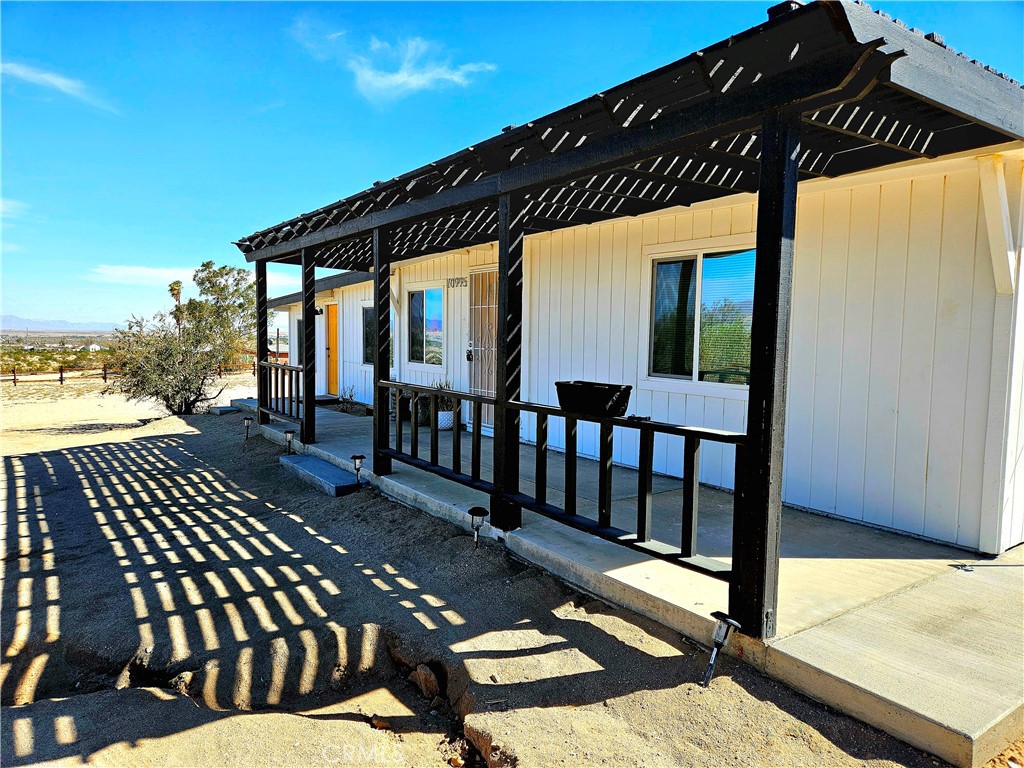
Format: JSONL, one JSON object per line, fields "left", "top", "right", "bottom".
{"left": 0, "top": 315, "right": 120, "bottom": 332}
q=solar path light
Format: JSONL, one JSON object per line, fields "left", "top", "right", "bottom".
{"left": 468, "top": 506, "right": 489, "bottom": 549}
{"left": 701, "top": 611, "right": 742, "bottom": 687}
{"left": 350, "top": 454, "right": 365, "bottom": 486}
{"left": 283, "top": 429, "right": 296, "bottom": 455}
{"left": 243, "top": 416, "right": 253, "bottom": 441}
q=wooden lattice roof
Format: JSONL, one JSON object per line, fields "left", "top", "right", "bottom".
{"left": 236, "top": 0, "right": 1023, "bottom": 271}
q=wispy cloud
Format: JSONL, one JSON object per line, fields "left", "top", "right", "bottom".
{"left": 289, "top": 17, "right": 495, "bottom": 102}
{"left": 1, "top": 62, "right": 119, "bottom": 114}
{"left": 3, "top": 243, "right": 23, "bottom": 253}
{"left": 252, "top": 99, "right": 287, "bottom": 115}
{"left": 1, "top": 198, "right": 29, "bottom": 220}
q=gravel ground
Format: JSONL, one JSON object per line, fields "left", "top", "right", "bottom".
{"left": 1, "top": 386, "right": 1021, "bottom": 767}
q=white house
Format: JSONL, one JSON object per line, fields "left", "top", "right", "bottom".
{"left": 242, "top": 1, "right": 1024, "bottom": 642}
{"left": 270, "top": 145, "right": 1024, "bottom": 556}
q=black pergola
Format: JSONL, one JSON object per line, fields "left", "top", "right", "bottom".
{"left": 237, "top": 0, "right": 1022, "bottom": 639}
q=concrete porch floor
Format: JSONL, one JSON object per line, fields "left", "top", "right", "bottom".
{"left": 233, "top": 399, "right": 1023, "bottom": 767}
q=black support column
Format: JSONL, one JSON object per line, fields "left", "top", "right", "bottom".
{"left": 255, "top": 259, "right": 270, "bottom": 425}
{"left": 372, "top": 228, "right": 393, "bottom": 476}
{"left": 301, "top": 247, "right": 317, "bottom": 444}
{"left": 730, "top": 110, "right": 800, "bottom": 640}
{"left": 491, "top": 193, "right": 526, "bottom": 531}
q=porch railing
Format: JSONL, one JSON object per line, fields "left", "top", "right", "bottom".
{"left": 259, "top": 361, "right": 303, "bottom": 425}
{"left": 507, "top": 401, "right": 743, "bottom": 581}
{"left": 378, "top": 380, "right": 495, "bottom": 493}
{"left": 377, "top": 380, "right": 744, "bottom": 583}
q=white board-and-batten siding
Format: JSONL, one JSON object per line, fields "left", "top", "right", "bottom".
{"left": 282, "top": 152, "right": 1022, "bottom": 553}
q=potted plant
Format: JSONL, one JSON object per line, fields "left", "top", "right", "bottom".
{"left": 433, "top": 378, "right": 458, "bottom": 431}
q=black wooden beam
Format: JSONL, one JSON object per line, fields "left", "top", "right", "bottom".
{"left": 372, "top": 228, "right": 393, "bottom": 476}
{"left": 836, "top": 1, "right": 1024, "bottom": 141}
{"left": 490, "top": 193, "right": 525, "bottom": 531}
{"left": 255, "top": 260, "right": 270, "bottom": 425}
{"left": 300, "top": 248, "right": 317, "bottom": 444}
{"left": 729, "top": 110, "right": 800, "bottom": 641}
{"left": 244, "top": 45, "right": 883, "bottom": 263}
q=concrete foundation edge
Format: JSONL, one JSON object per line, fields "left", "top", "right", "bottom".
{"left": 241, "top": 405, "right": 1010, "bottom": 768}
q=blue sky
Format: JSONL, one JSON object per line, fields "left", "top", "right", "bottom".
{"left": 2, "top": 1, "right": 1022, "bottom": 326}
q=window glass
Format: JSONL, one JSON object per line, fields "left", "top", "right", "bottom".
{"left": 409, "top": 288, "right": 443, "bottom": 365}
{"left": 699, "top": 249, "right": 755, "bottom": 384}
{"left": 651, "top": 259, "right": 696, "bottom": 377}
{"left": 423, "top": 288, "right": 443, "bottom": 365}
{"left": 362, "top": 307, "right": 374, "bottom": 365}
{"left": 409, "top": 292, "right": 425, "bottom": 363}
{"left": 295, "top": 319, "right": 304, "bottom": 367}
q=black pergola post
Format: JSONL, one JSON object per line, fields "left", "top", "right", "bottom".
{"left": 372, "top": 228, "right": 393, "bottom": 476}
{"left": 301, "top": 247, "right": 317, "bottom": 444}
{"left": 491, "top": 193, "right": 525, "bottom": 531}
{"left": 729, "top": 110, "right": 800, "bottom": 640}
{"left": 255, "top": 259, "right": 270, "bottom": 425}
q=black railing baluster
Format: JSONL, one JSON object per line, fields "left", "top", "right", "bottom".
{"left": 535, "top": 413, "right": 548, "bottom": 506}
{"left": 472, "top": 401, "right": 483, "bottom": 481}
{"left": 564, "top": 417, "right": 577, "bottom": 515}
{"left": 430, "top": 394, "right": 439, "bottom": 466}
{"left": 682, "top": 436, "right": 701, "bottom": 557}
{"left": 637, "top": 426, "right": 654, "bottom": 542}
{"left": 452, "top": 398, "right": 462, "bottom": 474}
{"left": 410, "top": 393, "right": 419, "bottom": 459}
{"left": 598, "top": 422, "right": 614, "bottom": 528}
{"left": 396, "top": 389, "right": 405, "bottom": 454}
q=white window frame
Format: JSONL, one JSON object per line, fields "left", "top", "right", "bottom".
{"left": 405, "top": 281, "right": 445, "bottom": 370}
{"left": 638, "top": 233, "right": 755, "bottom": 399}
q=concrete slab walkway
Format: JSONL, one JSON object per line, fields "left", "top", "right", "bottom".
{"left": 233, "top": 399, "right": 1024, "bottom": 766}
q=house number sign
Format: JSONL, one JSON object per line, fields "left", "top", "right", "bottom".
{"left": 447, "top": 277, "right": 468, "bottom": 288}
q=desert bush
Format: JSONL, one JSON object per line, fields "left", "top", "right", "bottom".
{"left": 107, "top": 262, "right": 255, "bottom": 415}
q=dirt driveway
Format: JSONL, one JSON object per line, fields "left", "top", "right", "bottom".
{"left": 0, "top": 390, "right": 1008, "bottom": 767}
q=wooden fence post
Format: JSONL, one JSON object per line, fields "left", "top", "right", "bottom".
{"left": 59, "top": 366, "right": 64, "bottom": 385}
{"left": 11, "top": 368, "right": 16, "bottom": 387}
{"left": 102, "top": 364, "right": 108, "bottom": 383}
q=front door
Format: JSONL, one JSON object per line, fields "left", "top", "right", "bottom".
{"left": 469, "top": 270, "right": 498, "bottom": 428}
{"left": 325, "top": 304, "right": 339, "bottom": 395}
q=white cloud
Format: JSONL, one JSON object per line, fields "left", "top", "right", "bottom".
{"left": 289, "top": 17, "right": 495, "bottom": 102}
{"left": 1, "top": 198, "right": 29, "bottom": 220}
{"left": 87, "top": 265, "right": 194, "bottom": 287}
{"left": 349, "top": 38, "right": 496, "bottom": 101}
{"left": 1, "top": 61, "right": 119, "bottom": 114}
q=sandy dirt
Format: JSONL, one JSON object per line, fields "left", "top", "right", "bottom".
{"left": 1, "top": 383, "right": 1021, "bottom": 768}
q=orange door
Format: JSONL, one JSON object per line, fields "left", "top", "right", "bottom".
{"left": 326, "top": 304, "right": 339, "bottom": 395}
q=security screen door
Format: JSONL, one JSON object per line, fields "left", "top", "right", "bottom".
{"left": 469, "top": 270, "right": 497, "bottom": 428}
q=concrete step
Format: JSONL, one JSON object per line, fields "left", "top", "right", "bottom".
{"left": 209, "top": 405, "right": 240, "bottom": 415}
{"left": 280, "top": 454, "right": 360, "bottom": 497}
